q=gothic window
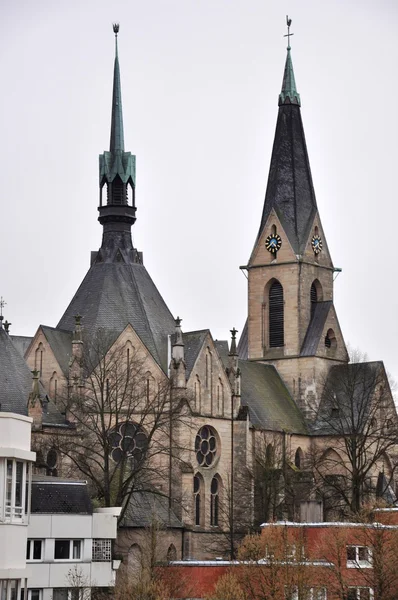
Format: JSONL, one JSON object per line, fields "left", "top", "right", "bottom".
{"left": 295, "top": 448, "right": 304, "bottom": 469}
{"left": 108, "top": 421, "right": 148, "bottom": 464}
{"left": 195, "top": 426, "right": 218, "bottom": 468}
{"left": 310, "top": 279, "right": 323, "bottom": 318}
{"left": 325, "top": 328, "right": 336, "bottom": 349}
{"left": 217, "top": 378, "right": 224, "bottom": 415}
{"left": 35, "top": 343, "right": 44, "bottom": 376}
{"left": 193, "top": 474, "right": 204, "bottom": 526}
{"left": 265, "top": 444, "right": 275, "bottom": 467}
{"left": 205, "top": 349, "right": 212, "bottom": 390}
{"left": 46, "top": 448, "right": 58, "bottom": 476}
{"left": 269, "top": 281, "right": 284, "bottom": 347}
{"left": 210, "top": 476, "right": 221, "bottom": 527}
{"left": 195, "top": 375, "right": 201, "bottom": 412}
{"left": 167, "top": 544, "right": 177, "bottom": 562}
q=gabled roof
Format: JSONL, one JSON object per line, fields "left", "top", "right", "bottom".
{"left": 10, "top": 335, "right": 33, "bottom": 358}
{"left": 31, "top": 477, "right": 93, "bottom": 514}
{"left": 120, "top": 490, "right": 182, "bottom": 528}
{"left": 41, "top": 326, "right": 73, "bottom": 376}
{"left": 239, "top": 360, "right": 307, "bottom": 434}
{"left": 0, "top": 327, "right": 31, "bottom": 415}
{"left": 300, "top": 301, "right": 332, "bottom": 356}
{"left": 214, "top": 340, "right": 229, "bottom": 368}
{"left": 182, "top": 330, "right": 208, "bottom": 377}
{"left": 237, "top": 319, "right": 248, "bottom": 360}
{"left": 57, "top": 262, "right": 175, "bottom": 372}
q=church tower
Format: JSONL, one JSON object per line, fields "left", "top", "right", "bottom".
{"left": 240, "top": 23, "right": 348, "bottom": 415}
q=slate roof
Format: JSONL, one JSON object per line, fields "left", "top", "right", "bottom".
{"left": 214, "top": 340, "right": 229, "bottom": 368}
{"left": 10, "top": 335, "right": 33, "bottom": 358}
{"left": 255, "top": 102, "right": 317, "bottom": 256}
{"left": 31, "top": 477, "right": 93, "bottom": 514}
{"left": 237, "top": 319, "right": 248, "bottom": 360}
{"left": 311, "top": 362, "right": 386, "bottom": 435}
{"left": 239, "top": 360, "right": 307, "bottom": 434}
{"left": 0, "top": 326, "right": 31, "bottom": 415}
{"left": 182, "top": 330, "right": 208, "bottom": 377}
{"left": 300, "top": 301, "right": 332, "bottom": 356}
{"left": 120, "top": 490, "right": 183, "bottom": 528}
{"left": 57, "top": 262, "right": 175, "bottom": 372}
{"left": 41, "top": 326, "right": 73, "bottom": 376}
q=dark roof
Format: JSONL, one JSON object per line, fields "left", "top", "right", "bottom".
{"left": 0, "top": 327, "right": 31, "bottom": 415}
{"left": 240, "top": 360, "right": 307, "bottom": 434}
{"left": 41, "top": 326, "right": 73, "bottom": 376}
{"left": 31, "top": 477, "right": 93, "bottom": 514}
{"left": 255, "top": 103, "right": 317, "bottom": 255}
{"left": 214, "top": 340, "right": 229, "bottom": 368}
{"left": 237, "top": 319, "right": 248, "bottom": 360}
{"left": 57, "top": 262, "right": 175, "bottom": 372}
{"left": 10, "top": 335, "right": 33, "bottom": 358}
{"left": 312, "top": 362, "right": 387, "bottom": 434}
{"left": 120, "top": 490, "right": 182, "bottom": 528}
{"left": 182, "top": 330, "right": 208, "bottom": 377}
{"left": 300, "top": 301, "right": 332, "bottom": 356}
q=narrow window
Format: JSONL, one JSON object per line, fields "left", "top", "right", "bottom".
{"left": 269, "top": 281, "right": 284, "bottom": 347}
{"left": 194, "top": 475, "right": 201, "bottom": 526}
{"left": 210, "top": 476, "right": 220, "bottom": 526}
{"left": 311, "top": 282, "right": 317, "bottom": 318}
{"left": 26, "top": 540, "right": 43, "bottom": 561}
{"left": 167, "top": 544, "right": 177, "bottom": 561}
{"left": 325, "top": 328, "right": 336, "bottom": 349}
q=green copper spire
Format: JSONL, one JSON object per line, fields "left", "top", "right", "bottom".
{"left": 110, "top": 23, "right": 125, "bottom": 152}
{"left": 278, "top": 17, "right": 301, "bottom": 107}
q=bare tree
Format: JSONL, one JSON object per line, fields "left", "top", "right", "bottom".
{"left": 310, "top": 353, "right": 398, "bottom": 516}
{"left": 52, "top": 329, "right": 190, "bottom": 522}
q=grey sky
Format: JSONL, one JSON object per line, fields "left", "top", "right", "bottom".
{"left": 1, "top": 1, "right": 398, "bottom": 379}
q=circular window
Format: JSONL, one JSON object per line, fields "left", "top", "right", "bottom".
{"left": 195, "top": 426, "right": 218, "bottom": 468}
{"left": 109, "top": 421, "right": 148, "bottom": 464}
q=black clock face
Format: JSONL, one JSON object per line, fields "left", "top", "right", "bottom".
{"left": 265, "top": 233, "right": 282, "bottom": 254}
{"left": 312, "top": 235, "right": 323, "bottom": 255}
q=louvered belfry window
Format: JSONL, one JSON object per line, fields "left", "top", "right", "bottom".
{"left": 269, "top": 281, "right": 284, "bottom": 347}
{"left": 311, "top": 282, "right": 317, "bottom": 318}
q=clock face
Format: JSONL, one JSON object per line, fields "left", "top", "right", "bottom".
{"left": 265, "top": 233, "right": 282, "bottom": 254}
{"left": 312, "top": 235, "right": 323, "bottom": 255}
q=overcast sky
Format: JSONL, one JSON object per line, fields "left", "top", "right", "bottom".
{"left": 1, "top": 0, "right": 398, "bottom": 379}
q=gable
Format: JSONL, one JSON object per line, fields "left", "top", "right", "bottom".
{"left": 249, "top": 209, "right": 296, "bottom": 267}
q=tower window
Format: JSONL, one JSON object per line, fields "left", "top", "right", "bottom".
{"left": 311, "top": 283, "right": 317, "bottom": 318}
{"left": 325, "top": 328, "right": 336, "bottom": 349}
{"left": 108, "top": 176, "right": 127, "bottom": 205}
{"left": 269, "top": 281, "right": 284, "bottom": 347}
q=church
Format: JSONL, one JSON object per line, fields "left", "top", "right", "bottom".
{"left": 2, "top": 22, "right": 397, "bottom": 565}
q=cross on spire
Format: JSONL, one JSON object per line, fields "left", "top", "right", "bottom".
{"left": 284, "top": 15, "right": 294, "bottom": 49}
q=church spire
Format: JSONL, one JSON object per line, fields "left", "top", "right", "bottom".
{"left": 110, "top": 24, "right": 125, "bottom": 152}
{"left": 96, "top": 24, "right": 140, "bottom": 265}
{"left": 255, "top": 18, "right": 316, "bottom": 255}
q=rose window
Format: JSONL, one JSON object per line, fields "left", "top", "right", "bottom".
{"left": 109, "top": 421, "right": 148, "bottom": 464}
{"left": 195, "top": 426, "right": 218, "bottom": 467}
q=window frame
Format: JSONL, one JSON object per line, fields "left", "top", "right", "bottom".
{"left": 26, "top": 539, "right": 44, "bottom": 562}
{"left": 54, "top": 539, "right": 82, "bottom": 561}
{"left": 346, "top": 545, "right": 372, "bottom": 568}
{"left": 347, "top": 588, "right": 374, "bottom": 600}
{"left": 92, "top": 539, "right": 112, "bottom": 562}
{"left": 2, "top": 458, "right": 27, "bottom": 522}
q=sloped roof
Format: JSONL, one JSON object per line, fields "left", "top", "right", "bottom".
{"left": 240, "top": 360, "right": 307, "bottom": 434}
{"left": 237, "top": 319, "right": 248, "bottom": 359}
{"left": 182, "top": 330, "right": 208, "bottom": 377}
{"left": 300, "top": 301, "right": 332, "bottom": 356}
{"left": 57, "top": 262, "right": 175, "bottom": 372}
{"left": 41, "top": 326, "right": 73, "bottom": 376}
{"left": 120, "top": 490, "right": 182, "bottom": 528}
{"left": 214, "top": 340, "right": 229, "bottom": 368}
{"left": 31, "top": 477, "right": 93, "bottom": 514}
{"left": 0, "top": 327, "right": 31, "bottom": 415}
{"left": 10, "top": 335, "right": 33, "bottom": 358}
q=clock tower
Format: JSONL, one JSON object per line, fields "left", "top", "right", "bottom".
{"left": 239, "top": 35, "right": 348, "bottom": 416}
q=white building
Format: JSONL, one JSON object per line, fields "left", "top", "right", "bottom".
{"left": 27, "top": 478, "right": 121, "bottom": 600}
{"left": 0, "top": 324, "right": 36, "bottom": 600}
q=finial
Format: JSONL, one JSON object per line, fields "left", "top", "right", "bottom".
{"left": 0, "top": 297, "right": 6, "bottom": 328}
{"left": 4, "top": 321, "right": 11, "bottom": 334}
{"left": 113, "top": 23, "right": 119, "bottom": 35}
{"left": 175, "top": 316, "right": 182, "bottom": 328}
{"left": 229, "top": 327, "right": 238, "bottom": 356}
{"left": 74, "top": 314, "right": 82, "bottom": 327}
{"left": 284, "top": 15, "right": 294, "bottom": 50}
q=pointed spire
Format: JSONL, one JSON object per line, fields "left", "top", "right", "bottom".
{"left": 110, "top": 24, "right": 125, "bottom": 152}
{"left": 279, "top": 47, "right": 300, "bottom": 106}
{"left": 279, "top": 17, "right": 300, "bottom": 106}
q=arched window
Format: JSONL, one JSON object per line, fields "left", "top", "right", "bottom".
{"left": 310, "top": 280, "right": 323, "bottom": 318}
{"left": 35, "top": 342, "right": 44, "bottom": 376}
{"left": 127, "top": 543, "right": 142, "bottom": 579}
{"left": 167, "top": 544, "right": 177, "bottom": 562}
{"left": 210, "top": 476, "right": 221, "bottom": 527}
{"left": 295, "top": 448, "right": 304, "bottom": 469}
{"left": 266, "top": 444, "right": 275, "bottom": 467}
{"left": 269, "top": 281, "right": 284, "bottom": 347}
{"left": 325, "top": 328, "right": 336, "bottom": 349}
{"left": 108, "top": 175, "right": 127, "bottom": 205}
{"left": 195, "top": 375, "right": 201, "bottom": 412}
{"left": 194, "top": 474, "right": 204, "bottom": 526}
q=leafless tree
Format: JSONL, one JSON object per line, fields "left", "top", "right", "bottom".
{"left": 310, "top": 351, "right": 398, "bottom": 516}
{"left": 52, "top": 329, "right": 191, "bottom": 523}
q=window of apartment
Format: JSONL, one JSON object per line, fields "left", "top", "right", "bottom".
{"left": 347, "top": 545, "right": 372, "bottom": 568}
{"left": 287, "top": 587, "right": 327, "bottom": 600}
{"left": 26, "top": 540, "right": 43, "bottom": 561}
{"left": 21, "top": 590, "right": 43, "bottom": 600}
{"left": 347, "top": 588, "right": 373, "bottom": 600}
{"left": 92, "top": 539, "right": 112, "bottom": 562}
{"left": 0, "top": 579, "right": 19, "bottom": 600}
{"left": 52, "top": 590, "right": 82, "bottom": 600}
{"left": 3, "top": 458, "right": 27, "bottom": 522}
{"left": 54, "top": 540, "right": 82, "bottom": 560}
